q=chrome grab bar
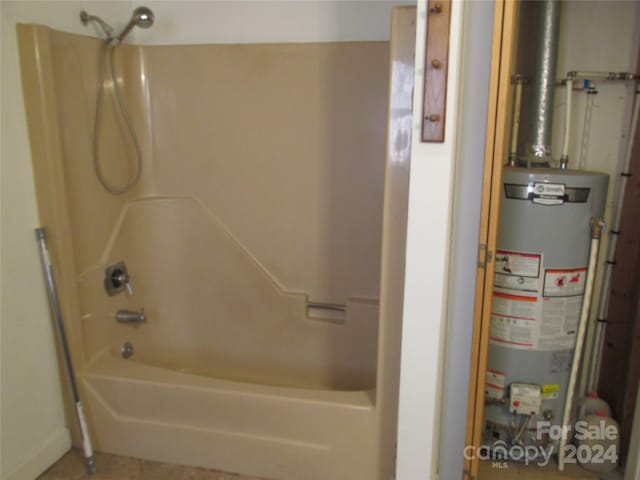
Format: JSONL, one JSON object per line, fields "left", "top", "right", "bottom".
{"left": 306, "top": 302, "right": 345, "bottom": 312}
{"left": 115, "top": 309, "right": 146, "bottom": 324}
{"left": 306, "top": 302, "right": 346, "bottom": 323}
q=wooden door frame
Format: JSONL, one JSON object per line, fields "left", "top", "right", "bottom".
{"left": 463, "top": 1, "right": 518, "bottom": 479}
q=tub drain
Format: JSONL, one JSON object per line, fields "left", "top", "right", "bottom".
{"left": 121, "top": 341, "right": 134, "bottom": 359}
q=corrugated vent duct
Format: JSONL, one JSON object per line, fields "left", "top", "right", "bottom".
{"left": 515, "top": 0, "right": 562, "bottom": 165}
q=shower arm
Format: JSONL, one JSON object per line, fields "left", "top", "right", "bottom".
{"left": 79, "top": 11, "right": 115, "bottom": 42}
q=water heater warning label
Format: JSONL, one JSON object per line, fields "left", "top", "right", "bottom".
{"left": 494, "top": 274, "right": 540, "bottom": 293}
{"left": 486, "top": 369, "right": 506, "bottom": 400}
{"left": 490, "top": 292, "right": 537, "bottom": 349}
{"left": 495, "top": 250, "right": 541, "bottom": 278}
{"left": 491, "top": 251, "right": 587, "bottom": 351}
{"left": 543, "top": 268, "right": 587, "bottom": 297}
{"left": 492, "top": 251, "right": 542, "bottom": 350}
{"left": 539, "top": 295, "right": 583, "bottom": 350}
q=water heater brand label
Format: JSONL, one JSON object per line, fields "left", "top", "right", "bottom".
{"left": 532, "top": 182, "right": 565, "bottom": 205}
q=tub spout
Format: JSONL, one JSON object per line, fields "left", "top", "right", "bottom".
{"left": 116, "top": 309, "right": 146, "bottom": 324}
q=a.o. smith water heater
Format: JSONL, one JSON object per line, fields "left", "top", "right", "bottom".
{"left": 483, "top": 166, "right": 608, "bottom": 452}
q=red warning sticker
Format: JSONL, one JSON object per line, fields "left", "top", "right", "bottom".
{"left": 543, "top": 268, "right": 587, "bottom": 297}
{"left": 486, "top": 369, "right": 506, "bottom": 400}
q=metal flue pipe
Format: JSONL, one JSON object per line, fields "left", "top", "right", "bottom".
{"left": 515, "top": 0, "right": 562, "bottom": 166}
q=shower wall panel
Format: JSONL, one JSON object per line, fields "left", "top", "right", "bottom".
{"left": 46, "top": 31, "right": 152, "bottom": 274}
{"left": 30, "top": 27, "right": 389, "bottom": 385}
{"left": 143, "top": 42, "right": 389, "bottom": 305}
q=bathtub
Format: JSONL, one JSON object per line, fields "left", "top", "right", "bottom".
{"left": 80, "top": 350, "right": 378, "bottom": 480}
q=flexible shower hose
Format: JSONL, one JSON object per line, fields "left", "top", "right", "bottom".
{"left": 92, "top": 43, "right": 143, "bottom": 194}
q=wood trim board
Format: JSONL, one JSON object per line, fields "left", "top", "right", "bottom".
{"left": 463, "top": 1, "right": 518, "bottom": 478}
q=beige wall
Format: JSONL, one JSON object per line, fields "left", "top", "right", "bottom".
{"left": 1, "top": 3, "right": 132, "bottom": 479}
{"left": 131, "top": 0, "right": 407, "bottom": 45}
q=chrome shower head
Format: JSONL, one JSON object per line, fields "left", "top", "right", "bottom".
{"left": 115, "top": 6, "right": 155, "bottom": 43}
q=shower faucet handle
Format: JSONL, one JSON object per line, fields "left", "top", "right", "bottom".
{"left": 115, "top": 272, "right": 133, "bottom": 295}
{"left": 105, "top": 261, "right": 134, "bottom": 296}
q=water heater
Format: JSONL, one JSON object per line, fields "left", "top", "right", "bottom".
{"left": 483, "top": 166, "right": 608, "bottom": 455}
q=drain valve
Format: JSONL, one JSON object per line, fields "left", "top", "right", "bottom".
{"left": 121, "top": 341, "right": 134, "bottom": 359}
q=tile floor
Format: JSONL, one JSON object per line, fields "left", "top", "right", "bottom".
{"left": 37, "top": 449, "right": 267, "bottom": 480}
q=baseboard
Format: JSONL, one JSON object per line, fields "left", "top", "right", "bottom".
{"left": 3, "top": 427, "right": 71, "bottom": 480}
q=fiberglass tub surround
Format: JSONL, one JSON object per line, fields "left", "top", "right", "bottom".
{"left": 16, "top": 6, "right": 417, "bottom": 477}
{"left": 74, "top": 38, "right": 389, "bottom": 391}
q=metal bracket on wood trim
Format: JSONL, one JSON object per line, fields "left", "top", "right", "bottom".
{"left": 478, "top": 244, "right": 487, "bottom": 268}
{"left": 478, "top": 243, "right": 493, "bottom": 268}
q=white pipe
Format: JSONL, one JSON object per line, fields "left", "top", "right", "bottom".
{"left": 577, "top": 85, "right": 596, "bottom": 170}
{"left": 558, "top": 218, "right": 604, "bottom": 472}
{"left": 560, "top": 79, "right": 573, "bottom": 169}
{"left": 567, "top": 70, "right": 639, "bottom": 81}
{"left": 574, "top": 84, "right": 598, "bottom": 397}
{"left": 587, "top": 89, "right": 640, "bottom": 392}
{"left": 508, "top": 80, "right": 523, "bottom": 165}
{"left": 625, "top": 382, "right": 640, "bottom": 480}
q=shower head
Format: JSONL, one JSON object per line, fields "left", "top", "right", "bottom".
{"left": 115, "top": 6, "right": 155, "bottom": 43}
